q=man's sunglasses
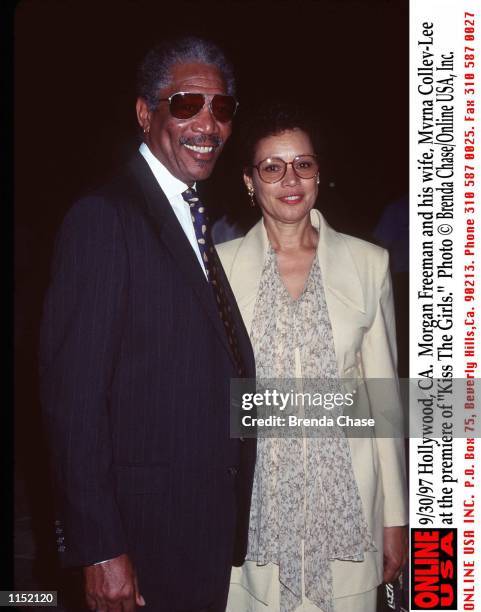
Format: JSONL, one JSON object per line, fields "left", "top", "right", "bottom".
{"left": 158, "top": 92, "right": 238, "bottom": 123}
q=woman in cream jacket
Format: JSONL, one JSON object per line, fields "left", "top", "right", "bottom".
{"left": 218, "top": 104, "right": 408, "bottom": 612}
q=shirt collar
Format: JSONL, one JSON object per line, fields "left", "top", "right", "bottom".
{"left": 139, "top": 142, "right": 195, "bottom": 199}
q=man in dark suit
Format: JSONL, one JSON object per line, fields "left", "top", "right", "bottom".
{"left": 40, "top": 36, "right": 255, "bottom": 612}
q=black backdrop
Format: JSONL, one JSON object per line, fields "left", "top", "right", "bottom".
{"left": 14, "top": 0, "right": 408, "bottom": 599}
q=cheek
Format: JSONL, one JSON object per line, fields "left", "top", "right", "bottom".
{"left": 219, "top": 122, "right": 232, "bottom": 144}
{"left": 308, "top": 183, "right": 319, "bottom": 201}
{"left": 159, "top": 119, "right": 183, "bottom": 149}
{"left": 164, "top": 127, "right": 179, "bottom": 149}
{"left": 252, "top": 177, "right": 273, "bottom": 205}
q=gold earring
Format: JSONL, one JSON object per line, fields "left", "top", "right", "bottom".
{"left": 143, "top": 126, "right": 150, "bottom": 134}
{"left": 247, "top": 186, "right": 256, "bottom": 207}
{"left": 316, "top": 175, "right": 320, "bottom": 185}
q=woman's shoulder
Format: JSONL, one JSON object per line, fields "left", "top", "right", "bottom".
{"left": 338, "top": 230, "right": 388, "bottom": 261}
{"left": 314, "top": 209, "right": 388, "bottom": 269}
{"left": 215, "top": 237, "right": 245, "bottom": 272}
{"left": 330, "top": 228, "right": 390, "bottom": 285}
{"left": 216, "top": 236, "right": 244, "bottom": 255}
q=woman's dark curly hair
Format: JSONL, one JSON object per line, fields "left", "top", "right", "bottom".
{"left": 241, "top": 99, "right": 327, "bottom": 175}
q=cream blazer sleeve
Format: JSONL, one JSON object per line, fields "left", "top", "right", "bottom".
{"left": 358, "top": 249, "right": 408, "bottom": 527}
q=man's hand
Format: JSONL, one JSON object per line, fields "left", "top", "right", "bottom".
{"left": 383, "top": 525, "right": 408, "bottom": 583}
{"left": 84, "top": 553, "right": 146, "bottom": 611}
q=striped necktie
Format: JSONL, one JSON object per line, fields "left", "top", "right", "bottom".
{"left": 182, "top": 187, "right": 245, "bottom": 376}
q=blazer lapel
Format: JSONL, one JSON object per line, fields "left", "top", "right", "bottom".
{"left": 227, "top": 209, "right": 366, "bottom": 335}
{"left": 228, "top": 219, "right": 269, "bottom": 334}
{"left": 126, "top": 153, "right": 236, "bottom": 364}
{"left": 311, "top": 209, "right": 366, "bottom": 315}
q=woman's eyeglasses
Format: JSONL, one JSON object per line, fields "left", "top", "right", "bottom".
{"left": 158, "top": 92, "right": 238, "bottom": 123}
{"left": 252, "top": 155, "right": 319, "bottom": 183}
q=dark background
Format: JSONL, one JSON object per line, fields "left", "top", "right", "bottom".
{"left": 14, "top": 0, "right": 408, "bottom": 605}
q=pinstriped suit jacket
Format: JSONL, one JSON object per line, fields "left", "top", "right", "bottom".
{"left": 39, "top": 152, "right": 256, "bottom": 610}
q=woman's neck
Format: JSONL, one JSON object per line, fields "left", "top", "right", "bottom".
{"left": 263, "top": 213, "right": 318, "bottom": 252}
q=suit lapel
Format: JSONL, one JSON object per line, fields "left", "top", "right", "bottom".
{"left": 126, "top": 153, "right": 238, "bottom": 366}
{"left": 212, "top": 247, "right": 255, "bottom": 377}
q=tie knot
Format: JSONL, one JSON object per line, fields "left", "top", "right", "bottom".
{"left": 182, "top": 188, "right": 199, "bottom": 204}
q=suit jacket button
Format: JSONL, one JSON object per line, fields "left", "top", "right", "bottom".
{"left": 227, "top": 466, "right": 238, "bottom": 476}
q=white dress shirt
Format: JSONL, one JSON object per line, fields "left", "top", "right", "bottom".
{"left": 139, "top": 143, "right": 208, "bottom": 278}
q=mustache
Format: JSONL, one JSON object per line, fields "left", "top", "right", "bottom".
{"left": 180, "top": 135, "right": 223, "bottom": 147}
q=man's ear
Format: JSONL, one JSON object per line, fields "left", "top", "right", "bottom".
{"left": 136, "top": 98, "right": 151, "bottom": 133}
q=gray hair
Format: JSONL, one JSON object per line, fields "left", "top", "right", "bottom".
{"left": 137, "top": 36, "right": 236, "bottom": 111}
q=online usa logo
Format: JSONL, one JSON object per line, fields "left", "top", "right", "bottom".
{"left": 411, "top": 528, "right": 457, "bottom": 609}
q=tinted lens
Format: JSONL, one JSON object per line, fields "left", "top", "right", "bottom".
{"left": 258, "top": 158, "right": 286, "bottom": 183}
{"left": 211, "top": 95, "right": 237, "bottom": 122}
{"left": 169, "top": 93, "right": 205, "bottom": 119}
{"left": 293, "top": 155, "right": 319, "bottom": 178}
